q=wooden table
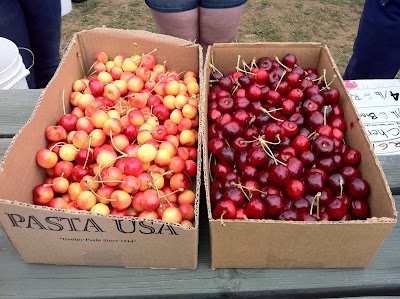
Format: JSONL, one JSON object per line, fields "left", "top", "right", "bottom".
{"left": 1, "top": 90, "right": 400, "bottom": 298}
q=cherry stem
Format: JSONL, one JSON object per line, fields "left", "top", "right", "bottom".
{"left": 274, "top": 56, "right": 292, "bottom": 72}
{"left": 323, "top": 106, "right": 328, "bottom": 126}
{"left": 301, "top": 77, "right": 312, "bottom": 92}
{"left": 339, "top": 177, "right": 344, "bottom": 198}
{"left": 86, "top": 60, "right": 97, "bottom": 78}
{"left": 236, "top": 55, "right": 241, "bottom": 71}
{"left": 320, "top": 74, "right": 338, "bottom": 92}
{"left": 258, "top": 137, "right": 287, "bottom": 166}
{"left": 87, "top": 185, "right": 116, "bottom": 202}
{"left": 62, "top": 89, "right": 66, "bottom": 115}
{"left": 77, "top": 52, "right": 86, "bottom": 79}
{"left": 220, "top": 210, "right": 227, "bottom": 227}
{"left": 209, "top": 153, "right": 214, "bottom": 182}
{"left": 307, "top": 131, "right": 317, "bottom": 140}
{"left": 275, "top": 70, "right": 287, "bottom": 92}
{"left": 49, "top": 142, "right": 78, "bottom": 152}
{"left": 109, "top": 131, "right": 128, "bottom": 156}
{"left": 83, "top": 136, "right": 92, "bottom": 169}
{"left": 231, "top": 181, "right": 269, "bottom": 196}
{"left": 250, "top": 57, "right": 257, "bottom": 69}
{"left": 150, "top": 71, "right": 170, "bottom": 93}
{"left": 244, "top": 116, "right": 256, "bottom": 130}
{"left": 137, "top": 48, "right": 158, "bottom": 67}
{"left": 309, "top": 192, "right": 322, "bottom": 219}
{"left": 230, "top": 181, "right": 251, "bottom": 201}
{"left": 87, "top": 179, "right": 126, "bottom": 183}
{"left": 259, "top": 107, "right": 284, "bottom": 122}
{"left": 43, "top": 172, "right": 65, "bottom": 187}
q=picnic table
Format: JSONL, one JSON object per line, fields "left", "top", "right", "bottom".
{"left": 1, "top": 89, "right": 400, "bottom": 298}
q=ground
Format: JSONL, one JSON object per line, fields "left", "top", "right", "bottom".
{"left": 61, "top": 0, "right": 365, "bottom": 75}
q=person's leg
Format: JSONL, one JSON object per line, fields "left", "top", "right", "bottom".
{"left": 343, "top": 0, "right": 400, "bottom": 80}
{"left": 199, "top": 1, "right": 247, "bottom": 53}
{"left": 145, "top": 0, "right": 199, "bottom": 43}
{"left": 0, "top": 0, "right": 36, "bottom": 88}
{"left": 19, "top": 0, "right": 61, "bottom": 88}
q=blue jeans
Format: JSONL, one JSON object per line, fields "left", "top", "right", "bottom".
{"left": 145, "top": 0, "right": 247, "bottom": 12}
{"left": 0, "top": 0, "right": 61, "bottom": 88}
{"left": 343, "top": 0, "right": 400, "bottom": 80}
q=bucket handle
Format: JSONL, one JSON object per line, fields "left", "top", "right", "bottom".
{"left": 18, "top": 47, "right": 35, "bottom": 70}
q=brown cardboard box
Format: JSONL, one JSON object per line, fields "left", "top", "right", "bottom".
{"left": 0, "top": 28, "right": 202, "bottom": 269}
{"left": 203, "top": 43, "right": 397, "bottom": 269}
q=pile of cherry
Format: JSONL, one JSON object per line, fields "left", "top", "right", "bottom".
{"left": 207, "top": 53, "right": 371, "bottom": 222}
{"left": 33, "top": 50, "right": 200, "bottom": 227}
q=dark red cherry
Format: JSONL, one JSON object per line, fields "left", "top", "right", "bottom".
{"left": 343, "top": 149, "right": 361, "bottom": 166}
{"left": 304, "top": 171, "right": 325, "bottom": 193}
{"left": 278, "top": 209, "right": 300, "bottom": 221}
{"left": 216, "top": 145, "right": 236, "bottom": 166}
{"left": 222, "top": 187, "right": 246, "bottom": 208}
{"left": 217, "top": 97, "right": 235, "bottom": 114}
{"left": 213, "top": 199, "right": 236, "bottom": 219}
{"left": 348, "top": 178, "right": 371, "bottom": 198}
{"left": 256, "top": 56, "right": 274, "bottom": 71}
{"left": 285, "top": 179, "right": 306, "bottom": 199}
{"left": 282, "top": 53, "right": 297, "bottom": 69}
{"left": 351, "top": 198, "right": 370, "bottom": 220}
{"left": 293, "top": 197, "right": 311, "bottom": 214}
{"left": 313, "top": 136, "right": 335, "bottom": 156}
{"left": 326, "top": 197, "right": 347, "bottom": 220}
{"left": 269, "top": 165, "right": 290, "bottom": 187}
{"left": 247, "top": 147, "right": 269, "bottom": 168}
{"left": 287, "top": 157, "right": 305, "bottom": 179}
{"left": 264, "top": 194, "right": 285, "bottom": 218}
{"left": 291, "top": 135, "right": 310, "bottom": 153}
{"left": 246, "top": 198, "right": 266, "bottom": 219}
{"left": 320, "top": 87, "right": 340, "bottom": 105}
{"left": 232, "top": 109, "right": 252, "bottom": 127}
{"left": 222, "top": 121, "right": 244, "bottom": 140}
{"left": 340, "top": 166, "right": 361, "bottom": 181}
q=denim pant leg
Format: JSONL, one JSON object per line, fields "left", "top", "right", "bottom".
{"left": 0, "top": 0, "right": 36, "bottom": 88}
{"left": 18, "top": 0, "right": 61, "bottom": 88}
{"left": 343, "top": 0, "right": 400, "bottom": 80}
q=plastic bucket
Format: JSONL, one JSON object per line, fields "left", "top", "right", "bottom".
{"left": 61, "top": 0, "right": 72, "bottom": 16}
{"left": 0, "top": 37, "right": 31, "bottom": 90}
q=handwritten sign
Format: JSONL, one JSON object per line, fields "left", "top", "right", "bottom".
{"left": 344, "top": 79, "right": 400, "bottom": 155}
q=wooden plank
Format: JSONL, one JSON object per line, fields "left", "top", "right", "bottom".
{"left": 0, "top": 138, "right": 12, "bottom": 158}
{"left": 0, "top": 199, "right": 399, "bottom": 298}
{"left": 0, "top": 89, "right": 41, "bottom": 136}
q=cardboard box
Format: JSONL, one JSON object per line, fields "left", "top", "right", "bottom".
{"left": 202, "top": 43, "right": 397, "bottom": 269}
{"left": 0, "top": 28, "right": 203, "bottom": 269}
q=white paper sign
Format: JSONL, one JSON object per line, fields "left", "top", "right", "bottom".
{"left": 344, "top": 79, "right": 400, "bottom": 155}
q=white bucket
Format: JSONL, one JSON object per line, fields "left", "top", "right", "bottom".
{"left": 0, "top": 37, "right": 32, "bottom": 90}
{"left": 61, "top": 0, "right": 72, "bottom": 16}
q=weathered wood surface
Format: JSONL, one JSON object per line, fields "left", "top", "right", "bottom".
{"left": 0, "top": 90, "right": 41, "bottom": 136}
{"left": 1, "top": 89, "right": 400, "bottom": 298}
